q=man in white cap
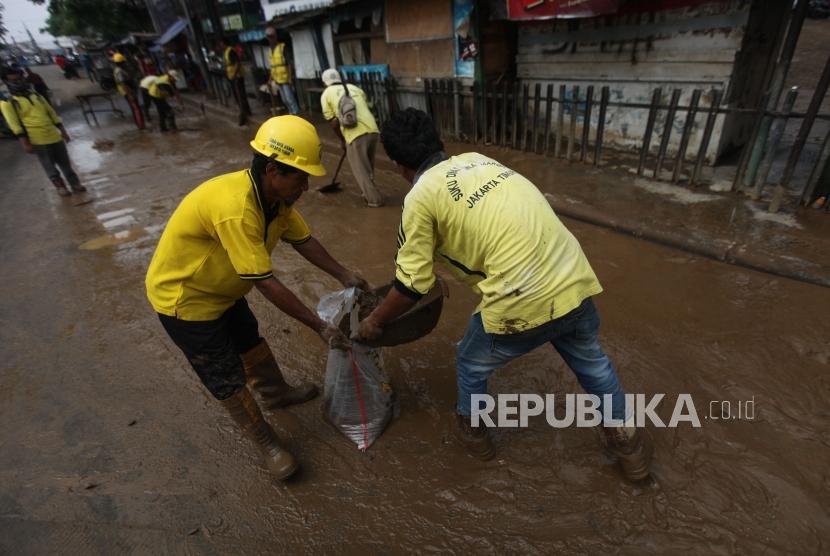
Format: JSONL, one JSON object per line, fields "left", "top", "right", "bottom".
{"left": 319, "top": 68, "right": 383, "bottom": 207}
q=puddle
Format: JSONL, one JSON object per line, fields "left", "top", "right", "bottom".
{"left": 79, "top": 228, "right": 147, "bottom": 250}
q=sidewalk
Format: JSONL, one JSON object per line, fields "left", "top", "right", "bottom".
{"left": 183, "top": 91, "right": 830, "bottom": 289}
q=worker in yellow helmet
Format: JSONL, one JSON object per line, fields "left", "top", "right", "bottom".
{"left": 111, "top": 52, "right": 145, "bottom": 130}
{"left": 218, "top": 37, "right": 251, "bottom": 126}
{"left": 265, "top": 25, "right": 300, "bottom": 115}
{"left": 145, "top": 116, "right": 368, "bottom": 481}
{"left": 148, "top": 68, "right": 182, "bottom": 132}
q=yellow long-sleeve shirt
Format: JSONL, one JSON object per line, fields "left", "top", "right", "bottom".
{"left": 0, "top": 93, "right": 62, "bottom": 145}
{"left": 394, "top": 152, "right": 603, "bottom": 334}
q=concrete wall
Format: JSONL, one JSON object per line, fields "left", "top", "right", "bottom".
{"left": 513, "top": 0, "right": 773, "bottom": 163}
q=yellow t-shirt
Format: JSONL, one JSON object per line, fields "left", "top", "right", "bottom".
{"left": 224, "top": 47, "right": 244, "bottom": 80}
{"left": 320, "top": 83, "right": 378, "bottom": 145}
{"left": 269, "top": 43, "right": 289, "bottom": 84}
{"left": 394, "top": 152, "right": 603, "bottom": 334}
{"left": 145, "top": 169, "right": 312, "bottom": 320}
{"left": 113, "top": 66, "right": 131, "bottom": 96}
{"left": 149, "top": 75, "right": 172, "bottom": 99}
{"left": 0, "top": 94, "right": 62, "bottom": 145}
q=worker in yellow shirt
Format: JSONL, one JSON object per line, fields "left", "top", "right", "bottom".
{"left": 218, "top": 38, "right": 251, "bottom": 126}
{"left": 148, "top": 68, "right": 182, "bottom": 132}
{"left": 265, "top": 26, "right": 299, "bottom": 115}
{"left": 145, "top": 115, "right": 367, "bottom": 481}
{"left": 355, "top": 108, "right": 652, "bottom": 482}
{"left": 112, "top": 52, "right": 145, "bottom": 130}
{"left": 1, "top": 65, "right": 86, "bottom": 196}
{"left": 319, "top": 68, "right": 383, "bottom": 207}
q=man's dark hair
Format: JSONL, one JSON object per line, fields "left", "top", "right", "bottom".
{"left": 251, "top": 153, "right": 300, "bottom": 178}
{"left": 380, "top": 108, "right": 444, "bottom": 171}
{"left": 1, "top": 65, "right": 24, "bottom": 81}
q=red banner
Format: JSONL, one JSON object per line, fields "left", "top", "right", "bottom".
{"left": 506, "top": 0, "right": 620, "bottom": 20}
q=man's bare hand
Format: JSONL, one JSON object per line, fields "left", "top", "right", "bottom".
{"left": 21, "top": 138, "right": 33, "bottom": 154}
{"left": 340, "top": 271, "right": 369, "bottom": 291}
{"left": 353, "top": 316, "right": 383, "bottom": 342}
{"left": 320, "top": 324, "right": 351, "bottom": 350}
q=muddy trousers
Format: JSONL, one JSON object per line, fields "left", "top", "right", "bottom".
{"left": 141, "top": 89, "right": 153, "bottom": 121}
{"left": 158, "top": 298, "right": 261, "bottom": 400}
{"left": 456, "top": 297, "right": 630, "bottom": 422}
{"left": 32, "top": 141, "right": 80, "bottom": 186}
{"left": 346, "top": 132, "right": 383, "bottom": 206}
{"left": 122, "top": 94, "right": 145, "bottom": 130}
{"left": 229, "top": 77, "right": 251, "bottom": 125}
{"left": 152, "top": 97, "right": 176, "bottom": 131}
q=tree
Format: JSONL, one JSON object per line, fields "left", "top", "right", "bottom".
{"left": 29, "top": 0, "right": 152, "bottom": 42}
{"left": 0, "top": 3, "right": 8, "bottom": 43}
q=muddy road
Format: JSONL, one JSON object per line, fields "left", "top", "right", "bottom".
{"left": 0, "top": 69, "right": 829, "bottom": 554}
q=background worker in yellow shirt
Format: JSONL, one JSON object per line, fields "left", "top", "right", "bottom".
{"left": 218, "top": 38, "right": 251, "bottom": 126}
{"left": 1, "top": 66, "right": 86, "bottom": 196}
{"left": 145, "top": 116, "right": 367, "bottom": 481}
{"left": 319, "top": 68, "right": 383, "bottom": 207}
{"left": 265, "top": 26, "right": 300, "bottom": 115}
{"left": 112, "top": 52, "right": 144, "bottom": 130}
{"left": 148, "top": 68, "right": 182, "bottom": 132}
{"left": 355, "top": 108, "right": 652, "bottom": 482}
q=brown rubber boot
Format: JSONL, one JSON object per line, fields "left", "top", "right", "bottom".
{"left": 603, "top": 425, "right": 653, "bottom": 481}
{"left": 240, "top": 340, "right": 318, "bottom": 410}
{"left": 452, "top": 413, "right": 496, "bottom": 461}
{"left": 51, "top": 176, "right": 71, "bottom": 196}
{"left": 220, "top": 387, "right": 299, "bottom": 480}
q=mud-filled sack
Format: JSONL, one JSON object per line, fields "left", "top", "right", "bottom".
{"left": 317, "top": 287, "right": 397, "bottom": 450}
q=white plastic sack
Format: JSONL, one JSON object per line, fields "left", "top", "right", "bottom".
{"left": 317, "top": 288, "right": 396, "bottom": 450}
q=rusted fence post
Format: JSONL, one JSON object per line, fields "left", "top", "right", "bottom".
{"left": 732, "top": 91, "right": 770, "bottom": 191}
{"left": 529, "top": 83, "right": 540, "bottom": 153}
{"left": 580, "top": 85, "right": 594, "bottom": 162}
{"left": 672, "top": 88, "right": 702, "bottom": 183}
{"left": 772, "top": 52, "right": 830, "bottom": 212}
{"left": 803, "top": 128, "right": 830, "bottom": 205}
{"left": 567, "top": 85, "right": 579, "bottom": 161}
{"left": 521, "top": 83, "right": 530, "bottom": 151}
{"left": 555, "top": 84, "right": 566, "bottom": 158}
{"left": 691, "top": 89, "right": 722, "bottom": 186}
{"left": 512, "top": 82, "right": 520, "bottom": 149}
{"left": 638, "top": 88, "right": 662, "bottom": 176}
{"left": 544, "top": 84, "right": 554, "bottom": 156}
{"left": 453, "top": 79, "right": 460, "bottom": 140}
{"left": 499, "top": 81, "right": 509, "bottom": 147}
{"left": 654, "top": 88, "right": 681, "bottom": 179}
{"left": 751, "top": 87, "right": 799, "bottom": 199}
{"left": 594, "top": 86, "right": 609, "bottom": 166}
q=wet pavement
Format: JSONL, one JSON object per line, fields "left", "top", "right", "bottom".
{"left": 1, "top": 66, "right": 830, "bottom": 554}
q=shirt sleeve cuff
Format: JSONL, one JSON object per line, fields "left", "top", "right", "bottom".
{"left": 393, "top": 278, "right": 424, "bottom": 301}
{"left": 282, "top": 235, "right": 312, "bottom": 245}
{"left": 239, "top": 271, "right": 273, "bottom": 281}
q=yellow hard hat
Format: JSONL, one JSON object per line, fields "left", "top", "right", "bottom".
{"left": 250, "top": 116, "right": 326, "bottom": 177}
{"left": 112, "top": 53, "right": 126, "bottom": 63}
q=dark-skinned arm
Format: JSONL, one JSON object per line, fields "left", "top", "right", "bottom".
{"left": 356, "top": 287, "right": 418, "bottom": 341}
{"left": 328, "top": 117, "right": 345, "bottom": 144}
{"left": 292, "top": 237, "right": 368, "bottom": 290}
{"left": 254, "top": 275, "right": 350, "bottom": 349}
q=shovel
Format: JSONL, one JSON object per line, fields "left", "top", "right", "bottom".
{"left": 317, "top": 150, "right": 346, "bottom": 193}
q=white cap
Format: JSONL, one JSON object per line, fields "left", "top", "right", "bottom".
{"left": 322, "top": 68, "right": 342, "bottom": 86}
{"left": 167, "top": 69, "right": 180, "bottom": 82}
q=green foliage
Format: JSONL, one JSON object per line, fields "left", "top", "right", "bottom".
{"left": 37, "top": 0, "right": 152, "bottom": 41}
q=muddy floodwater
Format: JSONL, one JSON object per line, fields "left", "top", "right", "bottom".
{"left": 1, "top": 75, "right": 829, "bottom": 554}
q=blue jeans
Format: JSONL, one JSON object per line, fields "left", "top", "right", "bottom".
{"left": 456, "top": 298, "right": 628, "bottom": 422}
{"left": 278, "top": 83, "right": 300, "bottom": 115}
